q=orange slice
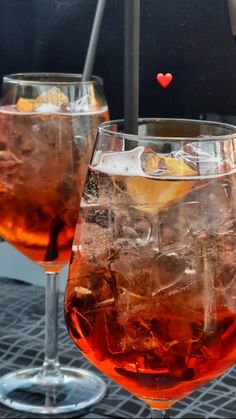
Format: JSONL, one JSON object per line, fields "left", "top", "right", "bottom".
{"left": 123, "top": 155, "right": 196, "bottom": 215}
{"left": 16, "top": 98, "right": 35, "bottom": 113}
{"left": 143, "top": 152, "right": 194, "bottom": 177}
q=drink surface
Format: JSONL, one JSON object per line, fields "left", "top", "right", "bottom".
{"left": 0, "top": 105, "right": 109, "bottom": 271}
{"left": 65, "top": 154, "right": 236, "bottom": 409}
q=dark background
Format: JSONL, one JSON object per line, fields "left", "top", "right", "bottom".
{"left": 0, "top": 0, "right": 236, "bottom": 119}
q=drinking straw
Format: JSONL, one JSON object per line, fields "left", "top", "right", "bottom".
{"left": 82, "top": 0, "right": 107, "bottom": 81}
{"left": 124, "top": 0, "right": 140, "bottom": 135}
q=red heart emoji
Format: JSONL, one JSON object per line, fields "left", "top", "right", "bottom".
{"left": 156, "top": 73, "right": 173, "bottom": 88}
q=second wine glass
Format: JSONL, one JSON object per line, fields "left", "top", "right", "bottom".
{"left": 0, "top": 73, "right": 109, "bottom": 414}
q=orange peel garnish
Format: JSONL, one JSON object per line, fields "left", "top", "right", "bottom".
{"left": 16, "top": 98, "right": 35, "bottom": 113}
{"left": 121, "top": 155, "right": 196, "bottom": 215}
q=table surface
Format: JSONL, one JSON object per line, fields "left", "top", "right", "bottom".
{"left": 0, "top": 277, "right": 236, "bottom": 419}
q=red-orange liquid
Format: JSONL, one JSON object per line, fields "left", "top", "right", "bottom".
{"left": 64, "top": 168, "right": 236, "bottom": 409}
{"left": 65, "top": 277, "right": 236, "bottom": 409}
{"left": 0, "top": 196, "right": 78, "bottom": 271}
{"left": 0, "top": 108, "right": 109, "bottom": 270}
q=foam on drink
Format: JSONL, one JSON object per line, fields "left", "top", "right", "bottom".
{"left": 92, "top": 146, "right": 236, "bottom": 180}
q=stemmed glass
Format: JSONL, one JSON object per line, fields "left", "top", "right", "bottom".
{"left": 65, "top": 118, "right": 236, "bottom": 418}
{"left": 0, "top": 73, "right": 109, "bottom": 414}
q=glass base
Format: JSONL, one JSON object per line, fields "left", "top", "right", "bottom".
{"left": 0, "top": 366, "right": 106, "bottom": 415}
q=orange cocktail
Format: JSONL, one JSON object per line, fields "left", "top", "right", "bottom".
{"left": 65, "top": 119, "right": 236, "bottom": 412}
{"left": 0, "top": 88, "right": 108, "bottom": 270}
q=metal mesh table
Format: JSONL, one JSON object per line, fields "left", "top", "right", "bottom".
{"left": 0, "top": 277, "right": 235, "bottom": 418}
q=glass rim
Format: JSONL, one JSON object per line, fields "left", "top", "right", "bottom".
{"left": 98, "top": 118, "right": 236, "bottom": 142}
{"left": 3, "top": 73, "right": 103, "bottom": 86}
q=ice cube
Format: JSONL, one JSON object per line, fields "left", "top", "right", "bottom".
{"left": 214, "top": 264, "right": 236, "bottom": 291}
{"left": 105, "top": 288, "right": 203, "bottom": 356}
{"left": 150, "top": 250, "right": 188, "bottom": 296}
{"left": 36, "top": 103, "right": 60, "bottom": 113}
{"left": 105, "top": 310, "right": 162, "bottom": 354}
{"left": 75, "top": 221, "right": 113, "bottom": 262}
{"left": 213, "top": 255, "right": 236, "bottom": 312}
{"left": 110, "top": 250, "right": 156, "bottom": 296}
{"left": 0, "top": 150, "right": 22, "bottom": 190}
{"left": 112, "top": 207, "right": 152, "bottom": 248}
{"left": 182, "top": 200, "right": 202, "bottom": 235}
{"left": 0, "top": 150, "right": 22, "bottom": 168}
{"left": 71, "top": 95, "right": 96, "bottom": 112}
{"left": 173, "top": 142, "right": 236, "bottom": 177}
{"left": 34, "top": 87, "right": 69, "bottom": 110}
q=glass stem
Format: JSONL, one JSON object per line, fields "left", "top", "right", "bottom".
{"left": 41, "top": 271, "right": 61, "bottom": 378}
{"left": 151, "top": 409, "right": 170, "bottom": 419}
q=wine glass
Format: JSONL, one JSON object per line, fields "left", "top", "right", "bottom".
{"left": 0, "top": 73, "right": 109, "bottom": 415}
{"left": 65, "top": 118, "right": 236, "bottom": 418}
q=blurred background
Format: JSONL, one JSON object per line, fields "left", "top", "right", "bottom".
{"left": 0, "top": 0, "right": 236, "bottom": 288}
